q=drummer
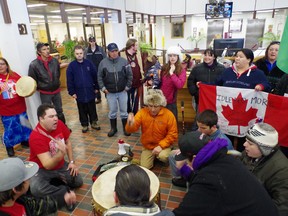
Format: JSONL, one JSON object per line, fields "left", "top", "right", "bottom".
{"left": 126, "top": 89, "right": 178, "bottom": 169}
{"left": 0, "top": 57, "right": 32, "bottom": 157}
{"left": 103, "top": 164, "right": 174, "bottom": 216}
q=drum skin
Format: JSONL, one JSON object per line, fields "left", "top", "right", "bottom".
{"left": 91, "top": 165, "right": 160, "bottom": 216}
{"left": 15, "top": 76, "right": 37, "bottom": 97}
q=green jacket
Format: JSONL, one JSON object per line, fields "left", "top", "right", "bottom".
{"left": 241, "top": 148, "right": 288, "bottom": 215}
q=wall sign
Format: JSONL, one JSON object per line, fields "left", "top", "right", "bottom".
{"left": 230, "top": 19, "right": 243, "bottom": 32}
{"left": 18, "top": 24, "right": 28, "bottom": 35}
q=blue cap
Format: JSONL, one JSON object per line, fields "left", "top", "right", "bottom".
{"left": 107, "top": 43, "right": 119, "bottom": 52}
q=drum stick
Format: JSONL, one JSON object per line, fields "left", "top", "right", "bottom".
{"left": 181, "top": 101, "right": 185, "bottom": 135}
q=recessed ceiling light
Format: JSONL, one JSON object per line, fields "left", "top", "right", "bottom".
{"left": 51, "top": 8, "right": 85, "bottom": 13}
{"left": 27, "top": 4, "right": 47, "bottom": 8}
{"left": 29, "top": 15, "right": 44, "bottom": 18}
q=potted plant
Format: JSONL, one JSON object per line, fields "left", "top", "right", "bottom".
{"left": 62, "top": 40, "right": 77, "bottom": 62}
{"left": 187, "top": 33, "right": 206, "bottom": 51}
{"left": 258, "top": 32, "right": 280, "bottom": 46}
{"left": 139, "top": 42, "right": 153, "bottom": 55}
{"left": 139, "top": 42, "right": 153, "bottom": 62}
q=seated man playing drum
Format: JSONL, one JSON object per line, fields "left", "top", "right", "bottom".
{"left": 126, "top": 89, "right": 178, "bottom": 169}
{"left": 103, "top": 164, "right": 174, "bottom": 216}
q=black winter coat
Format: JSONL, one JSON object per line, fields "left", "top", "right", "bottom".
{"left": 187, "top": 62, "right": 225, "bottom": 104}
{"left": 254, "top": 57, "right": 285, "bottom": 92}
{"left": 173, "top": 149, "right": 279, "bottom": 216}
{"left": 274, "top": 74, "right": 288, "bottom": 96}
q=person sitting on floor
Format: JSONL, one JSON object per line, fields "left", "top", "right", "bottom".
{"left": 0, "top": 158, "right": 75, "bottom": 215}
{"left": 170, "top": 109, "right": 233, "bottom": 188}
{"left": 103, "top": 164, "right": 174, "bottom": 216}
{"left": 28, "top": 103, "right": 83, "bottom": 211}
{"left": 173, "top": 132, "right": 279, "bottom": 216}
{"left": 241, "top": 122, "right": 288, "bottom": 216}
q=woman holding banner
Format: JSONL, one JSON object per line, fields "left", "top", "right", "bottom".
{"left": 214, "top": 48, "right": 271, "bottom": 151}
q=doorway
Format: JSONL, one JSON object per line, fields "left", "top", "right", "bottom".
{"left": 245, "top": 19, "right": 265, "bottom": 50}
{"left": 84, "top": 24, "right": 106, "bottom": 49}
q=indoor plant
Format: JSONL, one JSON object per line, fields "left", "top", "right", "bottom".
{"left": 62, "top": 40, "right": 77, "bottom": 62}
{"left": 187, "top": 33, "right": 206, "bottom": 51}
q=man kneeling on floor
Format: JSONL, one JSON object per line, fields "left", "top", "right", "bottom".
{"left": 126, "top": 89, "right": 178, "bottom": 169}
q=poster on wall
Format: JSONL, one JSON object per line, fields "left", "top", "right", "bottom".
{"left": 171, "top": 23, "right": 184, "bottom": 38}
{"left": 230, "top": 19, "right": 243, "bottom": 32}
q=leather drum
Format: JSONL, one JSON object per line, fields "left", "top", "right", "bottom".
{"left": 15, "top": 76, "right": 37, "bottom": 97}
{"left": 91, "top": 165, "right": 160, "bottom": 216}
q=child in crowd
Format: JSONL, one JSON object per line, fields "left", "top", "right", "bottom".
{"left": 144, "top": 55, "right": 161, "bottom": 89}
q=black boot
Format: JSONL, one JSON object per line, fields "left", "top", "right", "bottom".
{"left": 122, "top": 119, "right": 131, "bottom": 136}
{"left": 108, "top": 119, "right": 117, "bottom": 137}
{"left": 21, "top": 140, "right": 29, "bottom": 147}
{"left": 6, "top": 147, "right": 15, "bottom": 157}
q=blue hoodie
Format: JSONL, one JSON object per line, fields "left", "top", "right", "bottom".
{"left": 215, "top": 64, "right": 271, "bottom": 92}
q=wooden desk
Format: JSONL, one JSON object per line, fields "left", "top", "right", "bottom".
{"left": 177, "top": 73, "right": 196, "bottom": 125}
{"left": 59, "top": 62, "right": 69, "bottom": 88}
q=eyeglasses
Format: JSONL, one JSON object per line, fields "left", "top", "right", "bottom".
{"left": 89, "top": 40, "right": 96, "bottom": 43}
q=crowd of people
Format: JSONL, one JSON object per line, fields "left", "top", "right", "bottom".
{"left": 0, "top": 36, "right": 287, "bottom": 215}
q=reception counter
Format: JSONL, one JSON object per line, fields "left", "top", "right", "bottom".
{"left": 59, "top": 62, "right": 69, "bottom": 88}
{"left": 176, "top": 72, "right": 196, "bottom": 126}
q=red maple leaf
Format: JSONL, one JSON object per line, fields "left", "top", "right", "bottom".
{"left": 221, "top": 93, "right": 258, "bottom": 135}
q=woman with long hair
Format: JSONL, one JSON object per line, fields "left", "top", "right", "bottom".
{"left": 160, "top": 46, "right": 186, "bottom": 120}
{"left": 0, "top": 57, "right": 32, "bottom": 156}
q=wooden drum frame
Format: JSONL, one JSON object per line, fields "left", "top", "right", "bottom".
{"left": 91, "top": 165, "right": 161, "bottom": 216}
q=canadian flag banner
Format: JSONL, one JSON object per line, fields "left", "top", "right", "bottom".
{"left": 199, "top": 84, "right": 288, "bottom": 146}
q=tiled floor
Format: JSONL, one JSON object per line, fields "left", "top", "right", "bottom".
{"left": 0, "top": 89, "right": 186, "bottom": 215}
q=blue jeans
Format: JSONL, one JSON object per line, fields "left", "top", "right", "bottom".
{"left": 29, "top": 161, "right": 83, "bottom": 207}
{"left": 166, "top": 103, "right": 178, "bottom": 122}
{"left": 106, "top": 91, "right": 128, "bottom": 119}
{"left": 127, "top": 87, "right": 139, "bottom": 115}
{"left": 169, "top": 151, "right": 182, "bottom": 177}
